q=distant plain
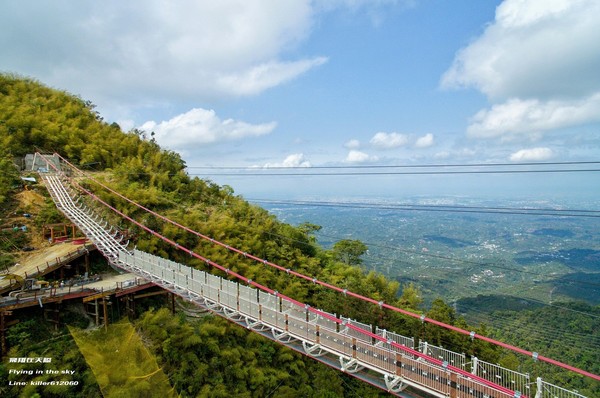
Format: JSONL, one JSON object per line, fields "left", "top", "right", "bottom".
{"left": 261, "top": 197, "right": 600, "bottom": 311}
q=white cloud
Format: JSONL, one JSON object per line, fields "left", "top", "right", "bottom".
{"left": 344, "top": 139, "right": 361, "bottom": 149}
{"left": 433, "top": 151, "right": 450, "bottom": 160}
{"left": 264, "top": 153, "right": 311, "bottom": 168}
{"left": 141, "top": 108, "right": 276, "bottom": 150}
{"left": 467, "top": 93, "right": 600, "bottom": 138}
{"left": 509, "top": 147, "right": 554, "bottom": 162}
{"left": 314, "top": 0, "right": 414, "bottom": 14}
{"left": 370, "top": 132, "right": 409, "bottom": 149}
{"left": 0, "top": 0, "right": 325, "bottom": 108}
{"left": 434, "top": 148, "right": 477, "bottom": 161}
{"left": 442, "top": 0, "right": 600, "bottom": 100}
{"left": 216, "top": 57, "right": 328, "bottom": 96}
{"left": 414, "top": 133, "right": 434, "bottom": 148}
{"left": 345, "top": 150, "right": 378, "bottom": 163}
{"left": 443, "top": 0, "right": 600, "bottom": 145}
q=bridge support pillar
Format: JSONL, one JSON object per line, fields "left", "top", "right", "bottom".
{"left": 102, "top": 297, "right": 108, "bottom": 330}
{"left": 0, "top": 311, "right": 13, "bottom": 356}
{"left": 85, "top": 299, "right": 102, "bottom": 326}
{"left": 125, "top": 294, "right": 135, "bottom": 320}
{"left": 95, "top": 299, "right": 100, "bottom": 326}
{"left": 84, "top": 252, "right": 90, "bottom": 275}
{"left": 43, "top": 302, "right": 61, "bottom": 331}
{"left": 169, "top": 293, "right": 175, "bottom": 315}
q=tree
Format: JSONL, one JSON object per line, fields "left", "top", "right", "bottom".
{"left": 298, "top": 222, "right": 321, "bottom": 239}
{"left": 0, "top": 151, "right": 19, "bottom": 204}
{"left": 424, "top": 298, "right": 457, "bottom": 346}
{"left": 332, "top": 239, "right": 368, "bottom": 266}
{"left": 399, "top": 282, "right": 423, "bottom": 312}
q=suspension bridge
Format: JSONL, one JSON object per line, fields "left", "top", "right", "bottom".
{"left": 36, "top": 152, "right": 598, "bottom": 398}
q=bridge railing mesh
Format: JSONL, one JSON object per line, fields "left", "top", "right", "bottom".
{"left": 314, "top": 309, "right": 338, "bottom": 331}
{"left": 418, "top": 341, "right": 466, "bottom": 369}
{"left": 355, "top": 339, "right": 396, "bottom": 373}
{"left": 238, "top": 284, "right": 259, "bottom": 318}
{"left": 288, "top": 314, "right": 313, "bottom": 340}
{"left": 471, "top": 357, "right": 530, "bottom": 396}
{"left": 341, "top": 316, "right": 373, "bottom": 343}
{"left": 536, "top": 378, "right": 587, "bottom": 398}
{"left": 375, "top": 327, "right": 415, "bottom": 352}
{"left": 282, "top": 299, "right": 308, "bottom": 321}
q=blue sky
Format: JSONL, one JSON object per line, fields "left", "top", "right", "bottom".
{"left": 2, "top": 0, "right": 599, "bottom": 201}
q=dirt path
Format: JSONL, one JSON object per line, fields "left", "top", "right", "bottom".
{"left": 0, "top": 242, "right": 88, "bottom": 289}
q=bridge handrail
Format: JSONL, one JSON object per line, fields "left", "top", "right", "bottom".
{"left": 470, "top": 356, "right": 530, "bottom": 396}
{"left": 418, "top": 341, "right": 467, "bottom": 370}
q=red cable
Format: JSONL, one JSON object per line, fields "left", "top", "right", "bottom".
{"left": 53, "top": 153, "right": 600, "bottom": 383}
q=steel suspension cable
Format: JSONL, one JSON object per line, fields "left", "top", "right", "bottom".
{"left": 53, "top": 153, "right": 600, "bottom": 383}
{"left": 189, "top": 168, "right": 600, "bottom": 176}
{"left": 186, "top": 160, "right": 600, "bottom": 169}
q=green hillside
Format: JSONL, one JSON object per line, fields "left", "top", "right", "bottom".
{"left": 1, "top": 74, "right": 598, "bottom": 397}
